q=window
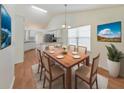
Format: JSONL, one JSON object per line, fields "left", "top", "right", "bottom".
{"left": 25, "top": 30, "right": 36, "bottom": 41}
{"left": 68, "top": 25, "right": 91, "bottom": 51}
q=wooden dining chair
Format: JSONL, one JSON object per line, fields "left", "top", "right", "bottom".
{"left": 68, "top": 45, "right": 76, "bottom": 51}
{"left": 42, "top": 53, "right": 65, "bottom": 89}
{"left": 48, "top": 45, "right": 55, "bottom": 50}
{"left": 78, "top": 46, "right": 87, "bottom": 54}
{"left": 36, "top": 48, "right": 44, "bottom": 80}
{"left": 36, "top": 48, "right": 55, "bottom": 80}
{"left": 75, "top": 54, "right": 100, "bottom": 89}
{"left": 55, "top": 43, "right": 62, "bottom": 48}
{"left": 77, "top": 46, "right": 87, "bottom": 67}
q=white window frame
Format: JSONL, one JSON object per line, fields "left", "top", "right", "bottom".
{"left": 68, "top": 25, "right": 91, "bottom": 51}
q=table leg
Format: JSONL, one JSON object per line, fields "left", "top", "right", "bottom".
{"left": 86, "top": 56, "right": 89, "bottom": 66}
{"left": 66, "top": 68, "right": 72, "bottom": 89}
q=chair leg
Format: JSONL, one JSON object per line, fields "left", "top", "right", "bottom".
{"left": 37, "top": 64, "right": 40, "bottom": 73}
{"left": 40, "top": 65, "right": 43, "bottom": 80}
{"left": 83, "top": 60, "right": 86, "bottom": 65}
{"left": 49, "top": 81, "right": 52, "bottom": 89}
{"left": 90, "top": 84, "right": 92, "bottom": 89}
{"left": 96, "top": 78, "right": 98, "bottom": 89}
{"left": 43, "top": 75, "right": 46, "bottom": 88}
{"left": 63, "top": 75, "right": 65, "bottom": 89}
{"left": 78, "top": 64, "right": 80, "bottom": 68}
{"left": 75, "top": 75, "right": 77, "bottom": 89}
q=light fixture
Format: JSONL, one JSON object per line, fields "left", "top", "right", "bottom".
{"left": 62, "top": 25, "right": 71, "bottom": 28}
{"left": 32, "top": 5, "right": 47, "bottom": 13}
{"left": 62, "top": 4, "right": 71, "bottom": 29}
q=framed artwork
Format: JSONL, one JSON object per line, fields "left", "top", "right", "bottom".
{"left": 97, "top": 21, "right": 121, "bottom": 42}
{"left": 0, "top": 4, "right": 11, "bottom": 49}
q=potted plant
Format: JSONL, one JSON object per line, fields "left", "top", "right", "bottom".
{"left": 106, "top": 44, "right": 124, "bottom": 77}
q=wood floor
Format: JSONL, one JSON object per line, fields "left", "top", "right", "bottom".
{"left": 13, "top": 49, "right": 124, "bottom": 89}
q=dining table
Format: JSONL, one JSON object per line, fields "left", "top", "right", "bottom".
{"left": 43, "top": 48, "right": 89, "bottom": 89}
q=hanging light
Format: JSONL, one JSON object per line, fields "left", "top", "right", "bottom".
{"left": 62, "top": 4, "right": 71, "bottom": 29}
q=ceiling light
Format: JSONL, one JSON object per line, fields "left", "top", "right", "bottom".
{"left": 62, "top": 4, "right": 71, "bottom": 29}
{"left": 32, "top": 5, "right": 47, "bottom": 13}
{"left": 62, "top": 25, "right": 66, "bottom": 28}
{"left": 62, "top": 25, "right": 71, "bottom": 28}
{"left": 68, "top": 26, "right": 71, "bottom": 28}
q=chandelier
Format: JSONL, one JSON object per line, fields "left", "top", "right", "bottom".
{"left": 62, "top": 4, "right": 71, "bottom": 29}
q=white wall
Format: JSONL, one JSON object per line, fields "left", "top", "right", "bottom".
{"left": 25, "top": 20, "right": 47, "bottom": 29}
{"left": 13, "top": 15, "right": 24, "bottom": 63}
{"left": 0, "top": 47, "right": 14, "bottom": 88}
{"left": 48, "top": 6, "right": 124, "bottom": 76}
{"left": 0, "top": 5, "right": 24, "bottom": 88}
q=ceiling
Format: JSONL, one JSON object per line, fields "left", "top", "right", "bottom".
{"left": 12, "top": 4, "right": 122, "bottom": 25}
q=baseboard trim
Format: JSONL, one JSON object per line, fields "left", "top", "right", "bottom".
{"left": 10, "top": 76, "right": 15, "bottom": 89}
{"left": 24, "top": 48, "right": 35, "bottom": 53}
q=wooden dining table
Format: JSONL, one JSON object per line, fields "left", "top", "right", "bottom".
{"left": 43, "top": 48, "right": 89, "bottom": 89}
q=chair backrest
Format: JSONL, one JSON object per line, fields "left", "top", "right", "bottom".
{"left": 36, "top": 48, "right": 43, "bottom": 65}
{"left": 68, "top": 45, "right": 76, "bottom": 51}
{"left": 90, "top": 54, "right": 100, "bottom": 82}
{"left": 42, "top": 53, "right": 52, "bottom": 79}
{"left": 78, "top": 46, "right": 87, "bottom": 54}
{"left": 56, "top": 44, "right": 62, "bottom": 48}
{"left": 42, "top": 53, "right": 51, "bottom": 72}
{"left": 48, "top": 45, "right": 55, "bottom": 50}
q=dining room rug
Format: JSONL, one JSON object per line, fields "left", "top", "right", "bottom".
{"left": 32, "top": 64, "right": 108, "bottom": 89}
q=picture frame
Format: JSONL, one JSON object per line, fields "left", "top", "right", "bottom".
{"left": 97, "top": 21, "right": 121, "bottom": 42}
{"left": 0, "top": 4, "right": 11, "bottom": 49}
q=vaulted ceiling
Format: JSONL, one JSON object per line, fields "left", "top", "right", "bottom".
{"left": 11, "top": 4, "right": 122, "bottom": 26}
